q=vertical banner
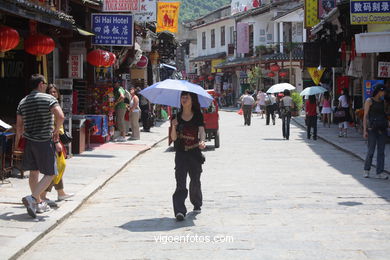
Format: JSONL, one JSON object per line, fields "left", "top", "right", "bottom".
{"left": 236, "top": 22, "right": 249, "bottom": 54}
{"left": 364, "top": 80, "right": 384, "bottom": 100}
{"left": 378, "top": 61, "right": 390, "bottom": 78}
{"left": 135, "top": 0, "right": 157, "bottom": 22}
{"left": 305, "top": 0, "right": 320, "bottom": 28}
{"left": 103, "top": 0, "right": 140, "bottom": 12}
{"left": 69, "top": 54, "right": 83, "bottom": 79}
{"left": 156, "top": 2, "right": 180, "bottom": 33}
{"left": 318, "top": 0, "right": 336, "bottom": 19}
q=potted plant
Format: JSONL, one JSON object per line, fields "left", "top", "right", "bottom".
{"left": 291, "top": 91, "right": 303, "bottom": 117}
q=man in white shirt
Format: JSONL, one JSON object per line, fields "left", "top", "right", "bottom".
{"left": 241, "top": 90, "right": 255, "bottom": 126}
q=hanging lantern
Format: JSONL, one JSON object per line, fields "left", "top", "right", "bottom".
{"left": 87, "top": 49, "right": 110, "bottom": 67}
{"left": 199, "top": 76, "right": 205, "bottom": 81}
{"left": 0, "top": 26, "right": 20, "bottom": 53}
{"left": 108, "top": 52, "right": 116, "bottom": 66}
{"left": 24, "top": 34, "right": 55, "bottom": 56}
{"left": 208, "top": 75, "right": 214, "bottom": 81}
{"left": 136, "top": 55, "right": 148, "bottom": 68}
{"left": 267, "top": 72, "right": 275, "bottom": 77}
{"left": 279, "top": 71, "right": 287, "bottom": 77}
{"left": 270, "top": 63, "right": 280, "bottom": 72}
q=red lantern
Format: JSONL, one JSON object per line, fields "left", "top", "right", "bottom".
{"left": 208, "top": 75, "right": 214, "bottom": 81}
{"left": 279, "top": 71, "right": 287, "bottom": 77}
{"left": 87, "top": 49, "right": 110, "bottom": 67}
{"left": 108, "top": 52, "right": 116, "bottom": 66}
{"left": 270, "top": 63, "right": 280, "bottom": 72}
{"left": 24, "top": 34, "right": 55, "bottom": 56}
{"left": 0, "top": 26, "right": 20, "bottom": 52}
{"left": 199, "top": 76, "right": 205, "bottom": 81}
{"left": 136, "top": 55, "right": 148, "bottom": 68}
{"left": 267, "top": 72, "right": 275, "bottom": 77}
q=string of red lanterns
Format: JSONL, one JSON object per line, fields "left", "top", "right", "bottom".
{"left": 270, "top": 63, "right": 280, "bottom": 72}
{"left": 87, "top": 49, "right": 116, "bottom": 67}
{"left": 267, "top": 71, "right": 275, "bottom": 77}
{"left": 279, "top": 71, "right": 288, "bottom": 77}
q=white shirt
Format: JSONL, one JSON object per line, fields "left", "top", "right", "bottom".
{"left": 242, "top": 94, "right": 255, "bottom": 105}
{"left": 338, "top": 95, "right": 349, "bottom": 108}
{"left": 257, "top": 92, "right": 266, "bottom": 105}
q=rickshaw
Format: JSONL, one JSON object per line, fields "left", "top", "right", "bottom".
{"left": 168, "top": 89, "right": 220, "bottom": 148}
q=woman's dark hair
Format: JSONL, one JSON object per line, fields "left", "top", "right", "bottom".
{"left": 342, "top": 88, "right": 349, "bottom": 97}
{"left": 283, "top": 89, "right": 290, "bottom": 96}
{"left": 323, "top": 91, "right": 330, "bottom": 100}
{"left": 309, "top": 95, "right": 316, "bottom": 104}
{"left": 180, "top": 91, "right": 201, "bottom": 113}
{"left": 372, "top": 83, "right": 385, "bottom": 97}
{"left": 46, "top": 84, "right": 61, "bottom": 103}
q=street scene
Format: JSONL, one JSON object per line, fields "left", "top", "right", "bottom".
{"left": 0, "top": 0, "right": 389, "bottom": 259}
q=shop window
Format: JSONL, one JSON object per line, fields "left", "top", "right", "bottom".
{"left": 211, "top": 29, "right": 215, "bottom": 48}
{"left": 221, "top": 26, "right": 225, "bottom": 46}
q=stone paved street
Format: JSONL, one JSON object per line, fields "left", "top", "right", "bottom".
{"left": 18, "top": 111, "right": 390, "bottom": 260}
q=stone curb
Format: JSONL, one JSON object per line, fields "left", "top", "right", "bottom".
{"left": 6, "top": 136, "right": 168, "bottom": 260}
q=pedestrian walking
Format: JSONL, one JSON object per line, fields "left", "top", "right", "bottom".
{"left": 338, "top": 88, "right": 351, "bottom": 137}
{"left": 139, "top": 93, "right": 152, "bottom": 132}
{"left": 257, "top": 90, "right": 266, "bottom": 118}
{"left": 363, "top": 84, "right": 388, "bottom": 179}
{"left": 305, "top": 95, "right": 318, "bottom": 140}
{"left": 170, "top": 91, "right": 206, "bottom": 221}
{"left": 16, "top": 74, "right": 64, "bottom": 218}
{"left": 41, "top": 84, "right": 74, "bottom": 207}
{"left": 280, "top": 89, "right": 294, "bottom": 140}
{"left": 128, "top": 87, "right": 140, "bottom": 140}
{"left": 113, "top": 79, "right": 127, "bottom": 142}
{"left": 241, "top": 90, "right": 255, "bottom": 126}
{"left": 265, "top": 93, "right": 276, "bottom": 125}
{"left": 320, "top": 91, "right": 332, "bottom": 128}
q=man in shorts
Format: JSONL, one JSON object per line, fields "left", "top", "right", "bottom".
{"left": 16, "top": 74, "right": 64, "bottom": 218}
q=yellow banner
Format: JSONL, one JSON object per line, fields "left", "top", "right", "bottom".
{"left": 351, "top": 0, "right": 390, "bottom": 25}
{"left": 211, "top": 59, "right": 225, "bottom": 73}
{"left": 156, "top": 2, "right": 180, "bottom": 33}
{"left": 305, "top": 0, "right": 320, "bottom": 28}
{"left": 307, "top": 67, "right": 325, "bottom": 85}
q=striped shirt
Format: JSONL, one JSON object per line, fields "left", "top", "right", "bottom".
{"left": 17, "top": 90, "right": 59, "bottom": 141}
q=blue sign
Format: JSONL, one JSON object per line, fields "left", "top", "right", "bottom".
{"left": 351, "top": 1, "right": 390, "bottom": 13}
{"left": 91, "top": 14, "right": 133, "bottom": 46}
{"left": 363, "top": 80, "right": 384, "bottom": 100}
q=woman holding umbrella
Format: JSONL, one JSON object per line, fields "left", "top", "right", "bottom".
{"left": 170, "top": 91, "right": 206, "bottom": 221}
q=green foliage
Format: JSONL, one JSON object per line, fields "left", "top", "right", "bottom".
{"left": 179, "top": 0, "right": 231, "bottom": 22}
{"left": 291, "top": 91, "right": 303, "bottom": 112}
{"left": 247, "top": 66, "right": 262, "bottom": 90}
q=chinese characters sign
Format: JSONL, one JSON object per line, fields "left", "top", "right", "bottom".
{"left": 351, "top": 0, "right": 390, "bottom": 24}
{"left": 318, "top": 0, "right": 336, "bottom": 19}
{"left": 305, "top": 0, "right": 320, "bottom": 28}
{"left": 364, "top": 80, "right": 384, "bottom": 100}
{"left": 91, "top": 14, "right": 133, "bottom": 46}
{"left": 237, "top": 23, "right": 249, "bottom": 54}
{"left": 156, "top": 2, "right": 180, "bottom": 33}
{"left": 69, "top": 54, "right": 83, "bottom": 79}
{"left": 135, "top": 0, "right": 157, "bottom": 22}
{"left": 103, "top": 0, "right": 140, "bottom": 12}
{"left": 378, "top": 61, "right": 390, "bottom": 78}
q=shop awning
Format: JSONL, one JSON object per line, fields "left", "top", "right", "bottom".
{"left": 75, "top": 27, "right": 95, "bottom": 36}
{"left": 355, "top": 32, "right": 390, "bottom": 53}
{"left": 190, "top": 52, "right": 226, "bottom": 62}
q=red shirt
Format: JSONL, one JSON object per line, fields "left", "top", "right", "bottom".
{"left": 305, "top": 100, "right": 317, "bottom": 116}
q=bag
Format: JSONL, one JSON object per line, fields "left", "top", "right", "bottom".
{"left": 265, "top": 97, "right": 271, "bottom": 106}
{"left": 194, "top": 149, "right": 206, "bottom": 164}
{"left": 53, "top": 151, "right": 66, "bottom": 184}
{"left": 368, "top": 116, "right": 388, "bottom": 130}
{"left": 59, "top": 131, "right": 72, "bottom": 144}
{"left": 334, "top": 110, "right": 345, "bottom": 118}
{"left": 148, "top": 112, "right": 155, "bottom": 127}
{"left": 237, "top": 108, "right": 243, "bottom": 115}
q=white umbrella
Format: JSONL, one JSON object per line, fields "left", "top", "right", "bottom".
{"left": 299, "top": 86, "right": 328, "bottom": 96}
{"left": 266, "top": 83, "right": 296, "bottom": 93}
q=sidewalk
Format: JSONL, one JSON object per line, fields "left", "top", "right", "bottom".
{"left": 220, "top": 107, "right": 389, "bottom": 174}
{"left": 0, "top": 121, "right": 169, "bottom": 260}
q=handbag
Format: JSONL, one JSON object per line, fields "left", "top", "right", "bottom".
{"left": 59, "top": 131, "right": 72, "bottom": 144}
{"left": 334, "top": 109, "right": 345, "bottom": 118}
{"left": 53, "top": 151, "right": 66, "bottom": 184}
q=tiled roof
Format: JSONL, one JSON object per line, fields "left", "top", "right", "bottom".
{"left": 190, "top": 52, "right": 226, "bottom": 62}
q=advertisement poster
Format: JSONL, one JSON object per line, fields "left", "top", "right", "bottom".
{"left": 134, "top": 0, "right": 157, "bottom": 22}
{"left": 305, "top": 0, "right": 320, "bottom": 28}
{"left": 364, "top": 80, "right": 384, "bottom": 100}
{"left": 236, "top": 22, "right": 249, "bottom": 54}
{"left": 378, "top": 61, "right": 390, "bottom": 78}
{"left": 91, "top": 14, "right": 133, "bottom": 46}
{"left": 231, "top": 0, "right": 261, "bottom": 15}
{"left": 318, "top": 0, "right": 336, "bottom": 19}
{"left": 68, "top": 54, "right": 83, "bottom": 79}
{"left": 351, "top": 0, "right": 390, "bottom": 25}
{"left": 156, "top": 2, "right": 180, "bottom": 33}
{"left": 103, "top": 0, "right": 140, "bottom": 12}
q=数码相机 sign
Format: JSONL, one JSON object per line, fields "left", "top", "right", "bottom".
{"left": 91, "top": 14, "right": 133, "bottom": 46}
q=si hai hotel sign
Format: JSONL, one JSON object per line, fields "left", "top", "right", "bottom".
{"left": 91, "top": 14, "right": 134, "bottom": 46}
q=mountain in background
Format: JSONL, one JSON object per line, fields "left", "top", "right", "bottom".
{"left": 179, "top": 0, "right": 231, "bottom": 22}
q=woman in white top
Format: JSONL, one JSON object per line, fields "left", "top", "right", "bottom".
{"left": 280, "top": 89, "right": 294, "bottom": 140}
{"left": 338, "top": 88, "right": 350, "bottom": 137}
{"left": 129, "top": 87, "right": 141, "bottom": 140}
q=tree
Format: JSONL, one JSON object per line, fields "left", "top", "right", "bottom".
{"left": 247, "top": 65, "right": 263, "bottom": 91}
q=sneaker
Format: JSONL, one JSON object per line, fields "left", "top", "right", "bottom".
{"left": 22, "top": 195, "right": 37, "bottom": 218}
{"left": 375, "top": 173, "right": 389, "bottom": 180}
{"left": 175, "top": 212, "right": 185, "bottom": 221}
{"left": 43, "top": 199, "right": 58, "bottom": 207}
{"left": 193, "top": 206, "right": 201, "bottom": 213}
{"left": 36, "top": 201, "right": 51, "bottom": 213}
{"left": 115, "top": 136, "right": 127, "bottom": 142}
{"left": 58, "top": 193, "right": 74, "bottom": 201}
{"left": 364, "top": 170, "right": 370, "bottom": 178}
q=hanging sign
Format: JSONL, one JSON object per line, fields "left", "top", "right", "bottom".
{"left": 318, "top": 0, "right": 336, "bottom": 19}
{"left": 307, "top": 67, "right": 325, "bottom": 85}
{"left": 103, "top": 0, "right": 140, "bottom": 12}
{"left": 237, "top": 23, "right": 249, "bottom": 54}
{"left": 364, "top": 80, "right": 384, "bottom": 100}
{"left": 69, "top": 54, "right": 83, "bottom": 79}
{"left": 351, "top": 0, "right": 390, "bottom": 25}
{"left": 134, "top": 0, "right": 157, "bottom": 22}
{"left": 156, "top": 2, "right": 180, "bottom": 33}
{"left": 378, "top": 61, "right": 390, "bottom": 78}
{"left": 91, "top": 14, "right": 133, "bottom": 46}
{"left": 305, "top": 0, "right": 320, "bottom": 28}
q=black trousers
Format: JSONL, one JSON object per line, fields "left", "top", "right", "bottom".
{"left": 282, "top": 113, "right": 291, "bottom": 139}
{"left": 173, "top": 150, "right": 203, "bottom": 216}
{"left": 140, "top": 105, "right": 150, "bottom": 130}
{"left": 307, "top": 115, "right": 317, "bottom": 139}
{"left": 243, "top": 105, "right": 252, "bottom": 125}
{"left": 266, "top": 105, "right": 275, "bottom": 125}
